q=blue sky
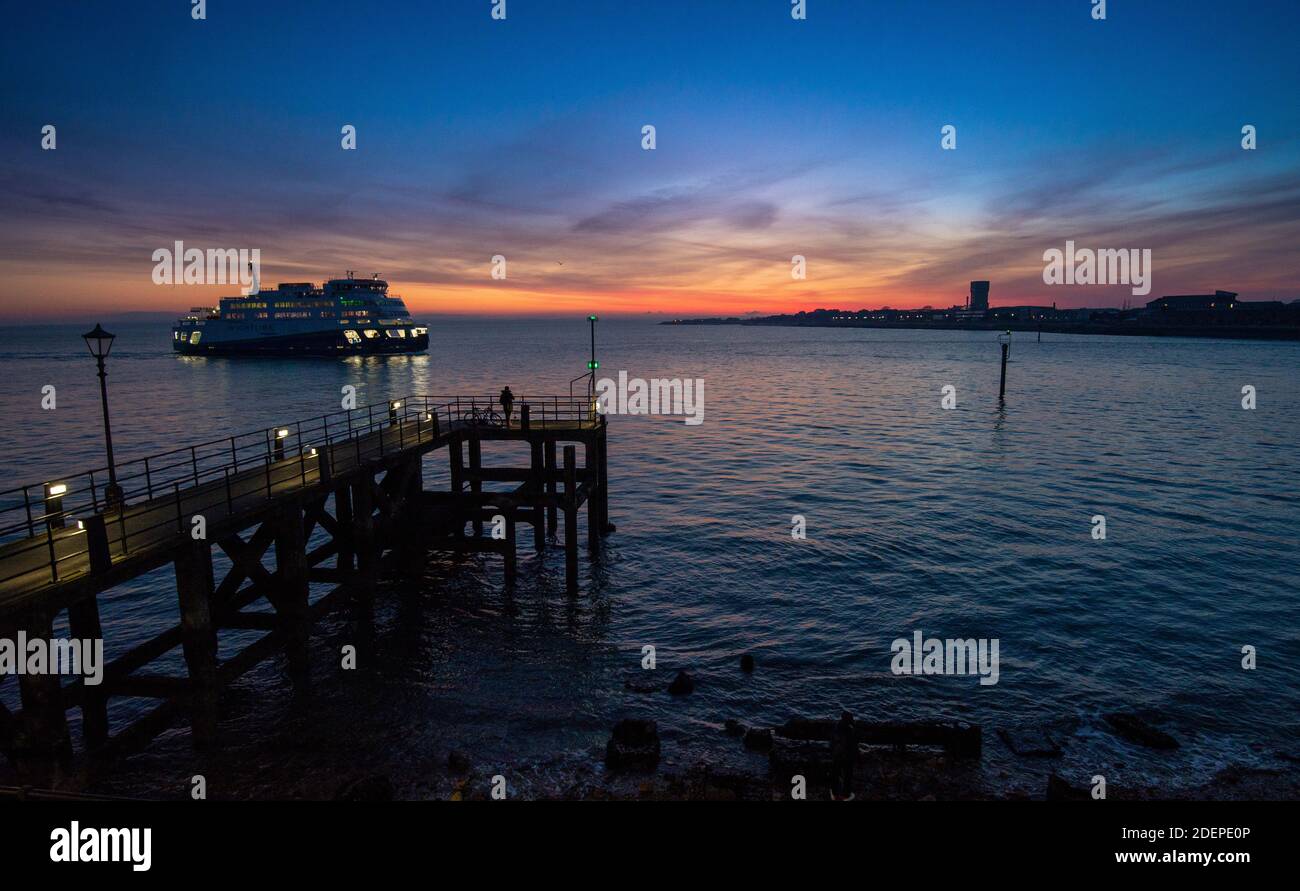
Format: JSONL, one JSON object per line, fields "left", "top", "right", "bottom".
{"left": 1, "top": 0, "right": 1297, "bottom": 318}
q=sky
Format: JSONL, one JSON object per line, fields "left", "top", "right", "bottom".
{"left": 1, "top": 0, "right": 1297, "bottom": 321}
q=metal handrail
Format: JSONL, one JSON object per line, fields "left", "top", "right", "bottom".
{"left": 0, "top": 395, "right": 598, "bottom": 589}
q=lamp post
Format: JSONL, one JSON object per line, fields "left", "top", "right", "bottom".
{"left": 82, "top": 324, "right": 124, "bottom": 508}
{"left": 587, "top": 314, "right": 599, "bottom": 398}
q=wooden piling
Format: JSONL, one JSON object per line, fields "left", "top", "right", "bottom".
{"left": 503, "top": 511, "right": 517, "bottom": 587}
{"left": 468, "top": 434, "right": 483, "bottom": 537}
{"left": 585, "top": 440, "right": 600, "bottom": 554}
{"left": 449, "top": 437, "right": 465, "bottom": 540}
{"left": 998, "top": 334, "right": 1009, "bottom": 402}
{"left": 999, "top": 342, "right": 1008, "bottom": 400}
{"left": 14, "top": 606, "right": 72, "bottom": 780}
{"left": 545, "top": 440, "right": 558, "bottom": 537}
{"left": 0, "top": 392, "right": 610, "bottom": 772}
{"left": 174, "top": 539, "right": 219, "bottom": 747}
{"left": 530, "top": 439, "right": 545, "bottom": 551}
{"left": 84, "top": 514, "right": 112, "bottom": 575}
{"left": 351, "top": 475, "right": 377, "bottom": 584}
{"left": 563, "top": 445, "right": 578, "bottom": 594}
{"left": 334, "top": 484, "right": 354, "bottom": 571}
{"left": 272, "top": 502, "right": 310, "bottom": 680}
{"left": 66, "top": 596, "right": 108, "bottom": 750}
{"left": 597, "top": 424, "right": 611, "bottom": 533}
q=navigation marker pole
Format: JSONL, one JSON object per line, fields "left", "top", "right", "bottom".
{"left": 998, "top": 330, "right": 1010, "bottom": 403}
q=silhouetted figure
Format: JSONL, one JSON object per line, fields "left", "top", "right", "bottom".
{"left": 499, "top": 386, "right": 514, "bottom": 424}
{"left": 830, "top": 710, "right": 856, "bottom": 801}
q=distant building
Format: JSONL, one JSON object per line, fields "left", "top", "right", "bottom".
{"left": 968, "top": 281, "right": 990, "bottom": 311}
{"left": 988, "top": 305, "right": 1056, "bottom": 322}
{"left": 1145, "top": 290, "right": 1238, "bottom": 312}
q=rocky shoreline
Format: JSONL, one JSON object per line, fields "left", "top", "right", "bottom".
{"left": 326, "top": 707, "right": 1300, "bottom": 802}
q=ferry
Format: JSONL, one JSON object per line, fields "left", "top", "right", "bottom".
{"left": 172, "top": 272, "right": 429, "bottom": 356}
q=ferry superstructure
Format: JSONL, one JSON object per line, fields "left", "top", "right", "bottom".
{"left": 172, "top": 273, "right": 429, "bottom": 356}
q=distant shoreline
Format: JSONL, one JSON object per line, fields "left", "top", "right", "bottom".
{"left": 661, "top": 318, "right": 1300, "bottom": 341}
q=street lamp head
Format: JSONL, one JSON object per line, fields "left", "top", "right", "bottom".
{"left": 588, "top": 315, "right": 598, "bottom": 322}
{"left": 82, "top": 323, "right": 116, "bottom": 359}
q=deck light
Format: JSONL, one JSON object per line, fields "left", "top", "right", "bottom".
{"left": 44, "top": 482, "right": 67, "bottom": 529}
{"left": 272, "top": 428, "right": 290, "bottom": 461}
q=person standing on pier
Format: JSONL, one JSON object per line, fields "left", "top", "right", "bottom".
{"left": 830, "top": 710, "right": 856, "bottom": 801}
{"left": 499, "top": 386, "right": 515, "bottom": 425}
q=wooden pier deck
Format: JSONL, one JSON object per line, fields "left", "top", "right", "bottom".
{"left": 0, "top": 395, "right": 610, "bottom": 784}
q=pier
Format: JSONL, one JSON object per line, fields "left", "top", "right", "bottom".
{"left": 0, "top": 395, "right": 610, "bottom": 784}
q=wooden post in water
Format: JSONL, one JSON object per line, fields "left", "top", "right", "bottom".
{"left": 70, "top": 512, "right": 113, "bottom": 749}
{"left": 503, "top": 511, "right": 517, "bottom": 587}
{"left": 67, "top": 596, "right": 109, "bottom": 750}
{"left": 998, "top": 331, "right": 1010, "bottom": 402}
{"left": 272, "top": 502, "right": 310, "bottom": 680}
{"left": 14, "top": 605, "right": 72, "bottom": 780}
{"left": 597, "top": 423, "right": 612, "bottom": 534}
{"left": 334, "top": 484, "right": 354, "bottom": 571}
{"left": 468, "top": 433, "right": 483, "bottom": 537}
{"left": 585, "top": 440, "right": 600, "bottom": 554}
{"left": 174, "top": 539, "right": 219, "bottom": 747}
{"left": 449, "top": 437, "right": 465, "bottom": 540}
{"left": 545, "top": 440, "right": 557, "bottom": 537}
{"left": 530, "top": 437, "right": 545, "bottom": 551}
{"left": 398, "top": 453, "right": 426, "bottom": 572}
{"left": 351, "top": 474, "right": 377, "bottom": 592}
{"left": 563, "top": 445, "right": 578, "bottom": 594}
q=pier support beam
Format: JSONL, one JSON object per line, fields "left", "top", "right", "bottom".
{"left": 351, "top": 474, "right": 377, "bottom": 591}
{"left": 334, "top": 484, "right": 354, "bottom": 572}
{"left": 272, "top": 503, "right": 311, "bottom": 681}
{"left": 398, "top": 455, "right": 426, "bottom": 572}
{"left": 563, "top": 445, "right": 578, "bottom": 594}
{"left": 468, "top": 434, "right": 483, "bottom": 537}
{"left": 585, "top": 440, "right": 601, "bottom": 554}
{"left": 530, "top": 439, "right": 545, "bottom": 552}
{"left": 597, "top": 422, "right": 611, "bottom": 534}
{"left": 14, "top": 606, "right": 72, "bottom": 782}
{"left": 175, "top": 539, "right": 219, "bottom": 748}
{"left": 449, "top": 438, "right": 466, "bottom": 540}
{"left": 503, "top": 511, "right": 517, "bottom": 587}
{"left": 545, "top": 440, "right": 557, "bottom": 537}
{"left": 67, "top": 596, "right": 109, "bottom": 750}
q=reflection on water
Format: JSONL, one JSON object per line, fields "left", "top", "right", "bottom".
{"left": 1, "top": 320, "right": 1297, "bottom": 797}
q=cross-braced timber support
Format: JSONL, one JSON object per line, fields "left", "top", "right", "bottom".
{"left": 0, "top": 395, "right": 610, "bottom": 783}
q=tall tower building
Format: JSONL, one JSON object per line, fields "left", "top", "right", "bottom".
{"left": 969, "top": 280, "right": 990, "bottom": 312}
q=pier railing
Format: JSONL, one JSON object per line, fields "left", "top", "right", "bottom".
{"left": 0, "top": 395, "right": 597, "bottom": 594}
